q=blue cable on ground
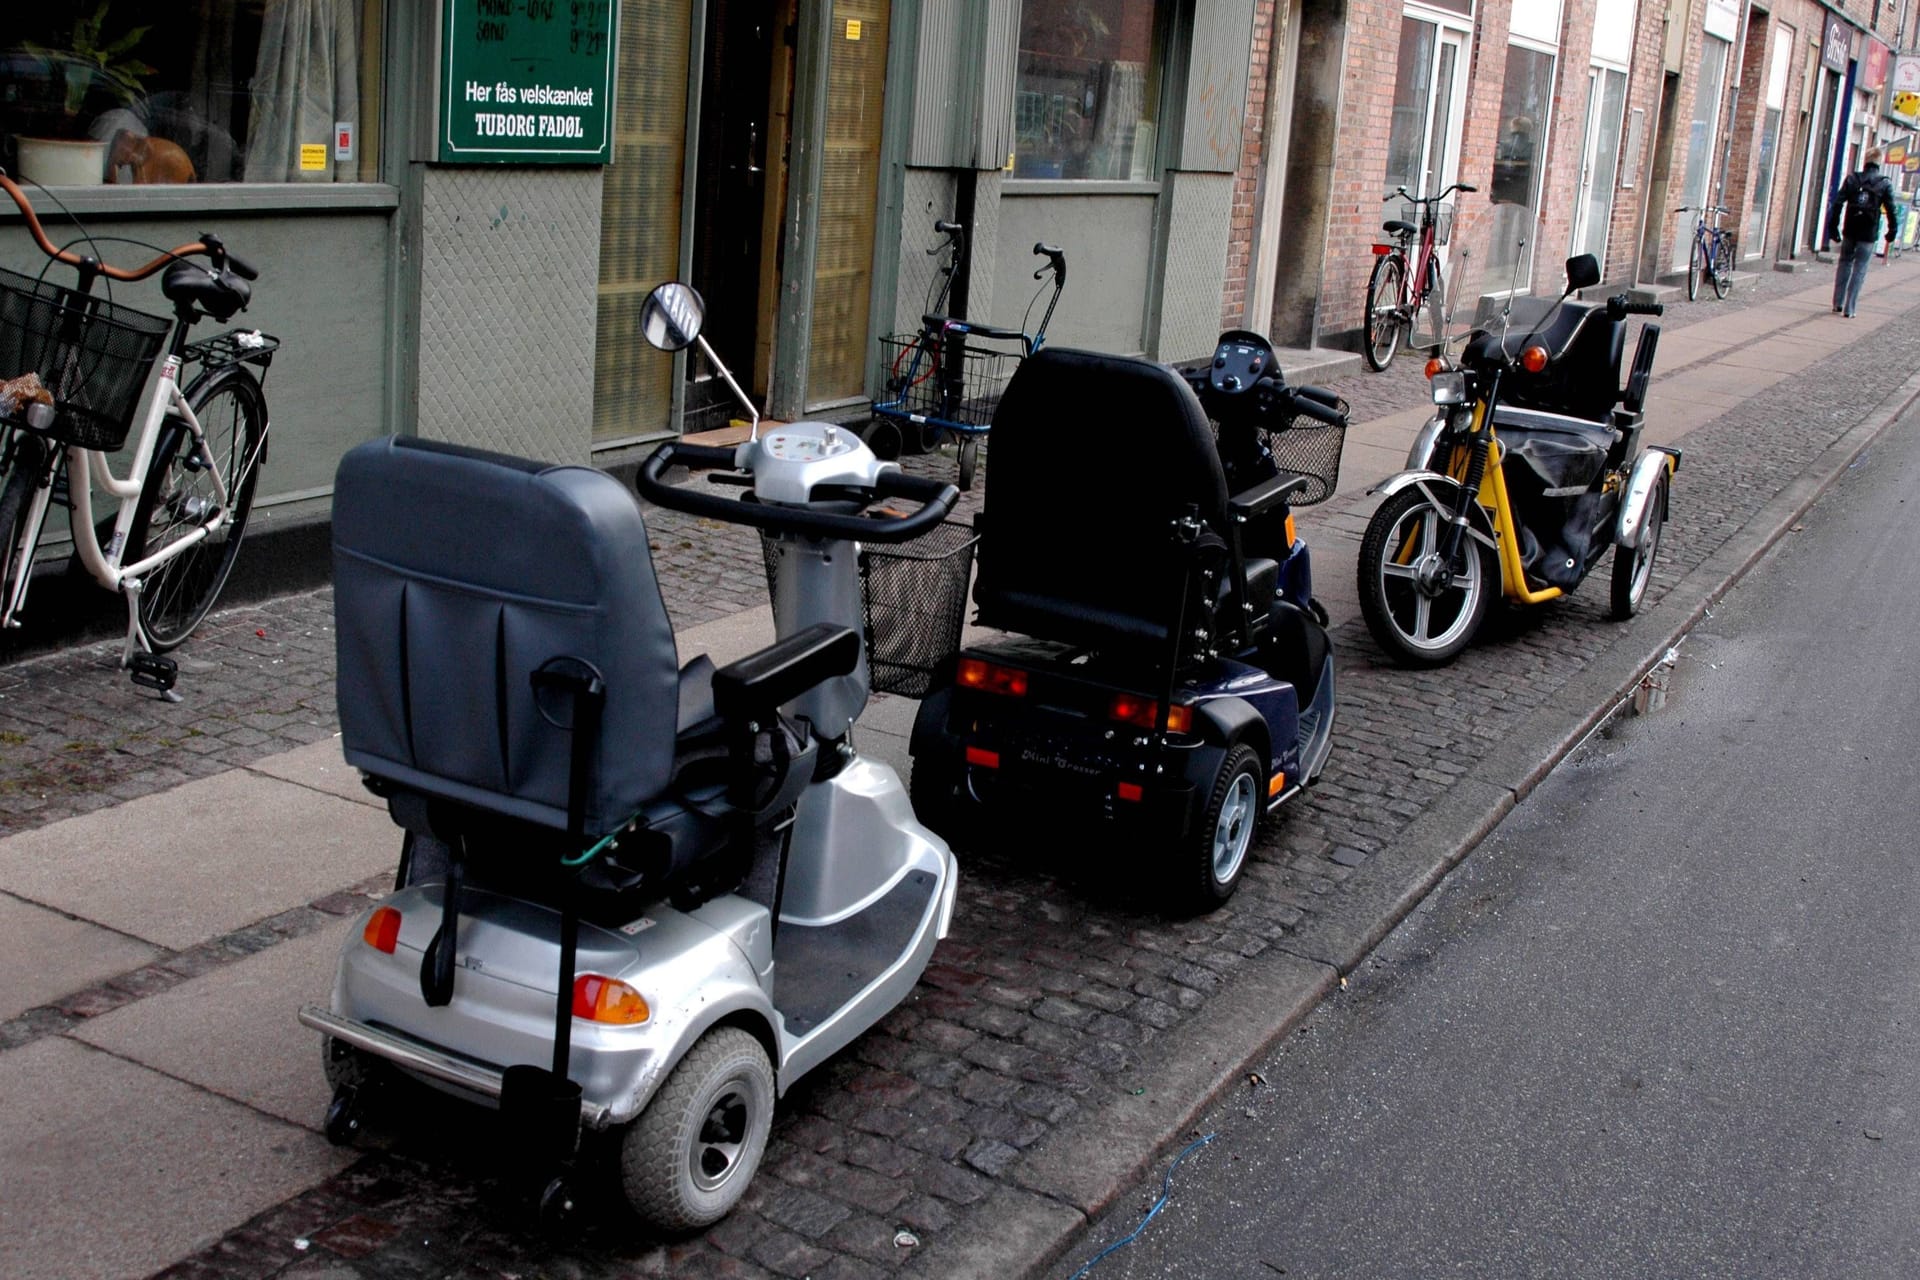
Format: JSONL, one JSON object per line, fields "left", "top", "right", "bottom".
{"left": 1067, "top": 1132, "right": 1218, "bottom": 1278}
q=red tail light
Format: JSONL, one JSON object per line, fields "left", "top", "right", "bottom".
{"left": 1108, "top": 694, "right": 1193, "bottom": 733}
{"left": 1370, "top": 244, "right": 1393, "bottom": 255}
{"left": 957, "top": 657, "right": 1029, "bottom": 696}
{"left": 1117, "top": 782, "right": 1144, "bottom": 802}
{"left": 965, "top": 745, "right": 1001, "bottom": 769}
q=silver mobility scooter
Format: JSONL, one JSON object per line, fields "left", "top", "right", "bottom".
{"left": 301, "top": 284, "right": 960, "bottom": 1229}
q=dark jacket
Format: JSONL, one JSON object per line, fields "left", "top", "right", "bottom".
{"left": 1829, "top": 164, "right": 1901, "bottom": 243}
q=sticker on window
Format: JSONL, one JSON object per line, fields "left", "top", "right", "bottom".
{"left": 299, "top": 144, "right": 329, "bottom": 172}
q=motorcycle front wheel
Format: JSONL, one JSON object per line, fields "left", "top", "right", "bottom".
{"left": 1357, "top": 486, "right": 1499, "bottom": 667}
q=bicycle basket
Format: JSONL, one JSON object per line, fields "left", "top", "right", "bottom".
{"left": 874, "top": 330, "right": 1023, "bottom": 430}
{"left": 760, "top": 518, "right": 978, "bottom": 698}
{"left": 1432, "top": 202, "right": 1455, "bottom": 246}
{"left": 1263, "top": 397, "right": 1350, "bottom": 506}
{"left": 0, "top": 266, "right": 171, "bottom": 451}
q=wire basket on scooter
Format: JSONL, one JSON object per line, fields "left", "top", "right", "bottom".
{"left": 760, "top": 519, "right": 979, "bottom": 699}
{"left": 0, "top": 265, "right": 172, "bottom": 451}
{"left": 1262, "top": 395, "right": 1351, "bottom": 506}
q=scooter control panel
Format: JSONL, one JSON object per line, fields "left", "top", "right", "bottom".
{"left": 1209, "top": 331, "right": 1274, "bottom": 396}
{"left": 740, "top": 420, "right": 894, "bottom": 507}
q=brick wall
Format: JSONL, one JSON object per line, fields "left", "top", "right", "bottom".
{"left": 1222, "top": 0, "right": 1276, "bottom": 327}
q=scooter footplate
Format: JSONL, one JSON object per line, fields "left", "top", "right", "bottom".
{"left": 774, "top": 870, "right": 936, "bottom": 1035}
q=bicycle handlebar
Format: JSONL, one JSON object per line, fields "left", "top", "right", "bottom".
{"left": 1033, "top": 242, "right": 1067, "bottom": 287}
{"left": 637, "top": 442, "right": 958, "bottom": 543}
{"left": 1386, "top": 182, "right": 1475, "bottom": 204}
{"left": 0, "top": 169, "right": 216, "bottom": 282}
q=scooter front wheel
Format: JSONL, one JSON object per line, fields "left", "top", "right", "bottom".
{"left": 1357, "top": 486, "right": 1498, "bottom": 667}
{"left": 620, "top": 1027, "right": 774, "bottom": 1233}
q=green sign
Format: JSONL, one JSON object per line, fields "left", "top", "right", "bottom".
{"left": 439, "top": 0, "right": 617, "bottom": 164}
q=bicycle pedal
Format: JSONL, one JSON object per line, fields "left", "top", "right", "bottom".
{"left": 129, "top": 652, "right": 179, "bottom": 695}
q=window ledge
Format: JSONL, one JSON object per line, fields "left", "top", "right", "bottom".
{"left": 0, "top": 183, "right": 400, "bottom": 219}
{"left": 1002, "top": 179, "right": 1162, "bottom": 197}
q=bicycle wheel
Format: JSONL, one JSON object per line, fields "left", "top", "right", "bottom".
{"left": 1687, "top": 234, "right": 1702, "bottom": 301}
{"left": 1422, "top": 258, "right": 1447, "bottom": 352}
{"left": 1364, "top": 254, "right": 1407, "bottom": 372}
{"left": 0, "top": 434, "right": 47, "bottom": 618}
{"left": 1711, "top": 236, "right": 1731, "bottom": 299}
{"left": 124, "top": 367, "right": 267, "bottom": 650}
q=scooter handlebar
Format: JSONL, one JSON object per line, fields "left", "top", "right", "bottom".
{"left": 1606, "top": 293, "right": 1664, "bottom": 319}
{"left": 637, "top": 441, "right": 959, "bottom": 544}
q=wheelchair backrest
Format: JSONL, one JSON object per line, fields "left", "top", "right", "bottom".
{"left": 973, "top": 346, "right": 1231, "bottom": 653}
{"left": 332, "top": 436, "right": 680, "bottom": 837}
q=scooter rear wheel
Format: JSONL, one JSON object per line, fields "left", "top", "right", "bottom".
{"left": 1175, "top": 743, "right": 1263, "bottom": 913}
{"left": 1609, "top": 473, "right": 1666, "bottom": 619}
{"left": 1358, "top": 486, "right": 1498, "bottom": 667}
{"left": 620, "top": 1027, "right": 774, "bottom": 1233}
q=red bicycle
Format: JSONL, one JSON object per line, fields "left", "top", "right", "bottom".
{"left": 1365, "top": 182, "right": 1475, "bottom": 372}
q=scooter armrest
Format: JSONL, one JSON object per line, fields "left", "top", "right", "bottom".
{"left": 1228, "top": 473, "right": 1310, "bottom": 522}
{"left": 712, "top": 623, "right": 860, "bottom": 722}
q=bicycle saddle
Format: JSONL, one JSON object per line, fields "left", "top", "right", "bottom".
{"left": 162, "top": 259, "right": 251, "bottom": 322}
{"left": 1382, "top": 220, "right": 1417, "bottom": 237}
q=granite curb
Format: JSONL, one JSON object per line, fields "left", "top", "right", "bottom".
{"left": 931, "top": 347, "right": 1920, "bottom": 1280}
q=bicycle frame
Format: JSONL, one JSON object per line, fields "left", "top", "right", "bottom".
{"left": 3, "top": 352, "right": 242, "bottom": 656}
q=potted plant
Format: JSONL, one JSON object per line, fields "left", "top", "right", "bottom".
{"left": 13, "top": 3, "right": 154, "bottom": 185}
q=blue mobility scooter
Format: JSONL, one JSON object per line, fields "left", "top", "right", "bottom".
{"left": 908, "top": 331, "right": 1348, "bottom": 910}
{"left": 302, "top": 284, "right": 960, "bottom": 1230}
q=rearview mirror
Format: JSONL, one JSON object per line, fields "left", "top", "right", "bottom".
{"left": 640, "top": 282, "right": 706, "bottom": 352}
{"left": 1564, "top": 254, "right": 1601, "bottom": 291}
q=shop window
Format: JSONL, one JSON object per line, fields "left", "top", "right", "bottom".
{"left": 1013, "top": 0, "right": 1166, "bottom": 181}
{"left": 3, "top": 0, "right": 383, "bottom": 187}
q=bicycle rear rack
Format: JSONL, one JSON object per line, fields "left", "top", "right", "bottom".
{"left": 181, "top": 329, "right": 281, "bottom": 372}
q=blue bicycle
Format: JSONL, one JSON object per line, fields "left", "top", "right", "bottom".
{"left": 1679, "top": 204, "right": 1734, "bottom": 300}
{"left": 873, "top": 221, "right": 1065, "bottom": 490}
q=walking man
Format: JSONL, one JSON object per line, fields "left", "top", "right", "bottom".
{"left": 1829, "top": 148, "right": 1900, "bottom": 317}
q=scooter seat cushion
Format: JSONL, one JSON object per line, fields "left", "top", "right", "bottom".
{"left": 333, "top": 436, "right": 681, "bottom": 837}
{"left": 973, "top": 346, "right": 1231, "bottom": 652}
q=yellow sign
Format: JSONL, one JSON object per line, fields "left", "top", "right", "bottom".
{"left": 846, "top": 19, "right": 862, "bottom": 40}
{"left": 1895, "top": 90, "right": 1920, "bottom": 118}
{"left": 1891, "top": 144, "right": 1910, "bottom": 165}
{"left": 299, "top": 143, "right": 328, "bottom": 171}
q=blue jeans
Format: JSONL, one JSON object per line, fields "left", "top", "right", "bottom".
{"left": 1833, "top": 238, "right": 1875, "bottom": 315}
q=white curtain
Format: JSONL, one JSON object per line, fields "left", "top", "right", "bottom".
{"left": 245, "top": 0, "right": 360, "bottom": 182}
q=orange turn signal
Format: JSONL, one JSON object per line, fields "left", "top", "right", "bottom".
{"left": 1284, "top": 513, "right": 1297, "bottom": 548}
{"left": 1520, "top": 345, "right": 1549, "bottom": 374}
{"left": 1268, "top": 771, "right": 1287, "bottom": 797}
{"left": 957, "top": 657, "right": 1029, "bottom": 697}
{"left": 573, "top": 974, "right": 651, "bottom": 1025}
{"left": 1424, "top": 357, "right": 1446, "bottom": 379}
{"left": 1109, "top": 694, "right": 1193, "bottom": 734}
{"left": 362, "top": 906, "right": 402, "bottom": 954}
{"left": 965, "top": 745, "right": 1001, "bottom": 769}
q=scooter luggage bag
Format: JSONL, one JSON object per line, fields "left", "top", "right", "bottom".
{"left": 332, "top": 436, "right": 680, "bottom": 837}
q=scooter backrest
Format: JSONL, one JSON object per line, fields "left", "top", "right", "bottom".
{"left": 331, "top": 436, "right": 680, "bottom": 836}
{"left": 974, "top": 346, "right": 1230, "bottom": 651}
{"left": 1473, "top": 301, "right": 1625, "bottom": 424}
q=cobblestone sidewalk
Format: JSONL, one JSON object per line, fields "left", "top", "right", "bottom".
{"left": 5, "top": 265, "right": 1916, "bottom": 1280}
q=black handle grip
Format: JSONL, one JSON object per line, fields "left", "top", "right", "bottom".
{"left": 1285, "top": 391, "right": 1347, "bottom": 425}
{"left": 1606, "top": 293, "right": 1664, "bottom": 319}
{"left": 1033, "top": 242, "right": 1066, "bottom": 286}
{"left": 637, "top": 442, "right": 957, "bottom": 544}
{"left": 225, "top": 250, "right": 260, "bottom": 281}
{"left": 1455, "top": 183, "right": 1478, "bottom": 193}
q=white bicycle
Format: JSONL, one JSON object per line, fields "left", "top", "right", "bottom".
{"left": 0, "top": 170, "right": 272, "bottom": 694}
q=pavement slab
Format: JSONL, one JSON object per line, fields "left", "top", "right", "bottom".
{"left": 0, "top": 771, "right": 394, "bottom": 949}
{"left": 245, "top": 737, "right": 382, "bottom": 810}
{"left": 0, "top": 1037, "right": 351, "bottom": 1280}
{"left": 74, "top": 921, "right": 353, "bottom": 1131}
{"left": 0, "top": 892, "right": 162, "bottom": 1022}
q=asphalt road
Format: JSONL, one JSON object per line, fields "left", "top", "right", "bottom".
{"left": 1052, "top": 410, "right": 1920, "bottom": 1279}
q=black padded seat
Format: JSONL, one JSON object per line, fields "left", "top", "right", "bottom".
{"left": 973, "top": 346, "right": 1242, "bottom": 655}
{"left": 161, "top": 258, "right": 250, "bottom": 322}
{"left": 1382, "top": 220, "right": 1417, "bottom": 237}
{"left": 1469, "top": 301, "right": 1626, "bottom": 424}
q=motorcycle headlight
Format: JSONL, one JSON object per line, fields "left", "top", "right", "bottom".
{"left": 1430, "top": 371, "right": 1468, "bottom": 405}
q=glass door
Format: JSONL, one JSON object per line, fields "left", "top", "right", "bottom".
{"left": 1384, "top": 17, "right": 1469, "bottom": 275}
{"left": 1570, "top": 66, "right": 1627, "bottom": 263}
{"left": 1673, "top": 35, "right": 1730, "bottom": 272}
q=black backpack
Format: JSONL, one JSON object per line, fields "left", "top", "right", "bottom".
{"left": 1842, "top": 174, "right": 1885, "bottom": 240}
